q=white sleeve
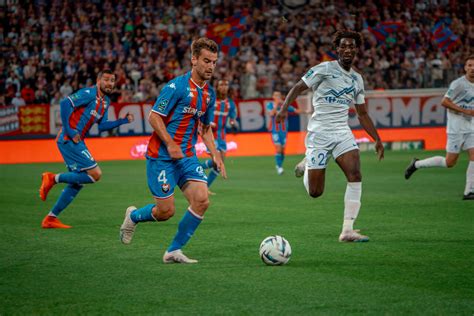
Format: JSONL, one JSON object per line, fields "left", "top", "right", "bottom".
{"left": 355, "top": 75, "right": 365, "bottom": 104}
{"left": 301, "top": 62, "right": 328, "bottom": 89}
{"left": 444, "top": 80, "right": 459, "bottom": 100}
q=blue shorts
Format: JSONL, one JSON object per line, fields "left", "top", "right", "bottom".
{"left": 147, "top": 156, "right": 208, "bottom": 199}
{"left": 205, "top": 138, "right": 227, "bottom": 154}
{"left": 271, "top": 131, "right": 287, "bottom": 146}
{"left": 57, "top": 141, "right": 97, "bottom": 172}
{"left": 215, "top": 138, "right": 227, "bottom": 152}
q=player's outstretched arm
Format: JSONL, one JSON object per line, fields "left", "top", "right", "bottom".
{"left": 201, "top": 124, "right": 227, "bottom": 179}
{"left": 355, "top": 103, "right": 384, "bottom": 161}
{"left": 98, "top": 113, "right": 134, "bottom": 132}
{"left": 441, "top": 97, "right": 474, "bottom": 116}
{"left": 276, "top": 80, "right": 308, "bottom": 123}
{"left": 149, "top": 111, "right": 184, "bottom": 159}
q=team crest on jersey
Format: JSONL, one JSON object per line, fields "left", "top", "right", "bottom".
{"left": 70, "top": 93, "right": 80, "bottom": 101}
{"left": 161, "top": 183, "right": 170, "bottom": 193}
{"left": 158, "top": 99, "right": 169, "bottom": 111}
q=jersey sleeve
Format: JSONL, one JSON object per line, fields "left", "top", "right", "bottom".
{"left": 288, "top": 105, "right": 296, "bottom": 113}
{"left": 152, "top": 80, "right": 180, "bottom": 116}
{"left": 67, "top": 89, "right": 94, "bottom": 108}
{"left": 229, "top": 99, "right": 237, "bottom": 119}
{"left": 354, "top": 75, "right": 365, "bottom": 105}
{"left": 301, "top": 62, "right": 328, "bottom": 89}
{"left": 444, "top": 80, "right": 460, "bottom": 100}
{"left": 201, "top": 90, "right": 216, "bottom": 125}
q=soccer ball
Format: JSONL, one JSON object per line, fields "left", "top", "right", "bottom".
{"left": 259, "top": 235, "right": 292, "bottom": 265}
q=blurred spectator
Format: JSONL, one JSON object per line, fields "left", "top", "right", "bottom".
{"left": 21, "top": 84, "right": 36, "bottom": 104}
{"left": 11, "top": 93, "right": 26, "bottom": 107}
{"left": 1, "top": 1, "right": 472, "bottom": 103}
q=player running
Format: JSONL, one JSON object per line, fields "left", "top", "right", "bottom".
{"left": 201, "top": 78, "right": 237, "bottom": 194}
{"left": 119, "top": 38, "right": 226, "bottom": 264}
{"left": 277, "top": 30, "right": 384, "bottom": 242}
{"left": 39, "top": 70, "right": 134, "bottom": 228}
{"left": 267, "top": 90, "right": 298, "bottom": 175}
{"left": 405, "top": 55, "right": 474, "bottom": 200}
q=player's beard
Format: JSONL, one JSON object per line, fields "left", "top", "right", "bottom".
{"left": 100, "top": 84, "right": 114, "bottom": 96}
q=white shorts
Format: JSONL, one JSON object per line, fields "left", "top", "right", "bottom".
{"left": 446, "top": 133, "right": 474, "bottom": 153}
{"left": 305, "top": 131, "right": 359, "bottom": 169}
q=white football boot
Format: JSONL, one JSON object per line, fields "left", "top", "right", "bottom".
{"left": 120, "top": 206, "right": 137, "bottom": 244}
{"left": 163, "top": 249, "right": 198, "bottom": 264}
{"left": 339, "top": 230, "right": 369, "bottom": 242}
{"left": 294, "top": 158, "right": 306, "bottom": 178}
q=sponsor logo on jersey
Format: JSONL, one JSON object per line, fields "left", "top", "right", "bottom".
{"left": 305, "top": 69, "right": 314, "bottom": 78}
{"left": 169, "top": 83, "right": 176, "bottom": 89}
{"left": 324, "top": 96, "right": 352, "bottom": 105}
{"left": 183, "top": 106, "right": 204, "bottom": 117}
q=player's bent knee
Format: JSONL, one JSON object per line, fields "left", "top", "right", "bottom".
{"left": 192, "top": 198, "right": 210, "bottom": 213}
{"left": 446, "top": 160, "right": 457, "bottom": 168}
{"left": 153, "top": 205, "right": 175, "bottom": 221}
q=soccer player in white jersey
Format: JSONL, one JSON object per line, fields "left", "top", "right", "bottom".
{"left": 276, "top": 30, "right": 384, "bottom": 242}
{"left": 405, "top": 55, "right": 474, "bottom": 200}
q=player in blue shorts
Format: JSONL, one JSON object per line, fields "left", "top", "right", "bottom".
{"left": 267, "top": 90, "right": 299, "bottom": 175}
{"left": 201, "top": 79, "right": 237, "bottom": 194}
{"left": 119, "top": 38, "right": 226, "bottom": 264}
{"left": 39, "top": 70, "right": 134, "bottom": 229}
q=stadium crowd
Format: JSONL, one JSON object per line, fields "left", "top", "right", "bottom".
{"left": 1, "top": 0, "right": 472, "bottom": 106}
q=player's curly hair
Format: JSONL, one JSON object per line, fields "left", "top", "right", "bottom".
{"left": 332, "top": 30, "right": 363, "bottom": 49}
{"left": 191, "top": 37, "right": 218, "bottom": 57}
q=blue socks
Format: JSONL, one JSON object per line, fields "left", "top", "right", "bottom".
{"left": 275, "top": 153, "right": 284, "bottom": 168}
{"left": 207, "top": 169, "right": 219, "bottom": 187}
{"left": 201, "top": 159, "right": 213, "bottom": 170}
{"left": 58, "top": 172, "right": 94, "bottom": 185}
{"left": 167, "top": 209, "right": 202, "bottom": 252}
{"left": 130, "top": 204, "right": 155, "bottom": 223}
{"left": 50, "top": 184, "right": 83, "bottom": 216}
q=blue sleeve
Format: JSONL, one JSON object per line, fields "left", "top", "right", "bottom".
{"left": 266, "top": 102, "right": 274, "bottom": 111}
{"left": 202, "top": 91, "right": 215, "bottom": 125}
{"left": 60, "top": 98, "right": 77, "bottom": 138}
{"left": 152, "top": 81, "right": 180, "bottom": 116}
{"left": 98, "top": 109, "right": 128, "bottom": 131}
{"left": 67, "top": 89, "right": 93, "bottom": 108}
{"left": 229, "top": 99, "right": 237, "bottom": 119}
{"left": 288, "top": 105, "right": 296, "bottom": 113}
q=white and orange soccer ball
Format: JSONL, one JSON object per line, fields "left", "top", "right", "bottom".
{"left": 259, "top": 235, "right": 292, "bottom": 265}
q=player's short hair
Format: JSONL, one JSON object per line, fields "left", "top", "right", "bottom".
{"left": 191, "top": 37, "right": 218, "bottom": 57}
{"left": 332, "top": 30, "right": 363, "bottom": 49}
{"left": 466, "top": 55, "right": 474, "bottom": 63}
{"left": 97, "top": 69, "right": 115, "bottom": 80}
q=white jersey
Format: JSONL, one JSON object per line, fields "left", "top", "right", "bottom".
{"left": 302, "top": 61, "right": 365, "bottom": 133}
{"left": 444, "top": 76, "right": 474, "bottom": 134}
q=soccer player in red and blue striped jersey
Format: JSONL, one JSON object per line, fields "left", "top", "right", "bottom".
{"left": 267, "top": 90, "right": 297, "bottom": 175}
{"left": 39, "top": 70, "right": 134, "bottom": 228}
{"left": 201, "top": 79, "right": 237, "bottom": 193}
{"left": 119, "top": 38, "right": 226, "bottom": 264}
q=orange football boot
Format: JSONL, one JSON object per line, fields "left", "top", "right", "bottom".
{"left": 39, "top": 172, "right": 56, "bottom": 201}
{"left": 41, "top": 216, "right": 72, "bottom": 229}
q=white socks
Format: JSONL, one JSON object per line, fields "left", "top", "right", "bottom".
{"left": 343, "top": 182, "right": 362, "bottom": 232}
{"left": 465, "top": 161, "right": 474, "bottom": 195}
{"left": 303, "top": 167, "right": 309, "bottom": 194}
{"left": 415, "top": 156, "right": 447, "bottom": 168}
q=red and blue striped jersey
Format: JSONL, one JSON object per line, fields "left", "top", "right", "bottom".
{"left": 57, "top": 86, "right": 111, "bottom": 142}
{"left": 267, "top": 102, "right": 295, "bottom": 132}
{"left": 147, "top": 72, "right": 216, "bottom": 159}
{"left": 212, "top": 97, "right": 237, "bottom": 141}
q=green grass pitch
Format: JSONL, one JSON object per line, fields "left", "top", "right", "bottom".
{"left": 0, "top": 150, "right": 473, "bottom": 314}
